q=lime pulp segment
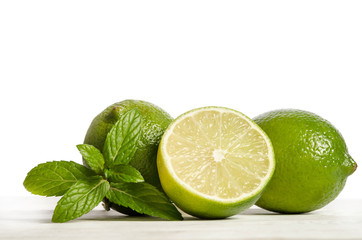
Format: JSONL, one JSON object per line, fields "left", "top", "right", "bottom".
{"left": 160, "top": 107, "right": 274, "bottom": 203}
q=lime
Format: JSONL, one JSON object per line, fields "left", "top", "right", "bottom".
{"left": 83, "top": 99, "right": 173, "bottom": 215}
{"left": 254, "top": 109, "right": 357, "bottom": 213}
{"left": 157, "top": 107, "right": 275, "bottom": 218}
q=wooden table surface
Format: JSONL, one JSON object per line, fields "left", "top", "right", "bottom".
{"left": 1, "top": 196, "right": 361, "bottom": 240}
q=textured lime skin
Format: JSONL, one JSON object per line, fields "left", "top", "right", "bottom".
{"left": 254, "top": 109, "right": 357, "bottom": 213}
{"left": 83, "top": 100, "right": 173, "bottom": 215}
{"left": 157, "top": 107, "right": 275, "bottom": 219}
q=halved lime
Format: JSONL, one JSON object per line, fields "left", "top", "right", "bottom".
{"left": 157, "top": 107, "right": 275, "bottom": 218}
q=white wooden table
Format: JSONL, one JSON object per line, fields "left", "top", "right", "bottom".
{"left": 1, "top": 196, "right": 361, "bottom": 240}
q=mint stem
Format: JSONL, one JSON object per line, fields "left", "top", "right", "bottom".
{"left": 102, "top": 197, "right": 111, "bottom": 211}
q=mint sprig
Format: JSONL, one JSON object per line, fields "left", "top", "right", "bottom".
{"left": 23, "top": 108, "right": 183, "bottom": 222}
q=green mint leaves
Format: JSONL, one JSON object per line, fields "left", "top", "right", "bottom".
{"left": 23, "top": 160, "right": 96, "bottom": 197}
{"left": 23, "top": 109, "right": 182, "bottom": 222}
{"left": 103, "top": 108, "right": 142, "bottom": 166}
{"left": 107, "top": 182, "right": 183, "bottom": 221}
{"left": 76, "top": 144, "right": 105, "bottom": 175}
{"left": 52, "top": 176, "right": 110, "bottom": 223}
{"left": 105, "top": 165, "right": 144, "bottom": 183}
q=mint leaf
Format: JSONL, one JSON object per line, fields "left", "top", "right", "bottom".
{"left": 52, "top": 176, "right": 110, "bottom": 223}
{"left": 76, "top": 144, "right": 105, "bottom": 174}
{"left": 106, "top": 182, "right": 183, "bottom": 220}
{"left": 23, "top": 161, "right": 96, "bottom": 197}
{"left": 103, "top": 108, "right": 142, "bottom": 167}
{"left": 105, "top": 165, "right": 144, "bottom": 183}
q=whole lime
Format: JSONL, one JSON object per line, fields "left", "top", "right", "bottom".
{"left": 253, "top": 109, "right": 357, "bottom": 213}
{"left": 83, "top": 99, "right": 173, "bottom": 215}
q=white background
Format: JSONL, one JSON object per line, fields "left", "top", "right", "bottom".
{"left": 0, "top": 1, "right": 361, "bottom": 199}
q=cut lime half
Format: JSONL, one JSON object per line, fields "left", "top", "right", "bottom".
{"left": 157, "top": 107, "right": 275, "bottom": 218}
